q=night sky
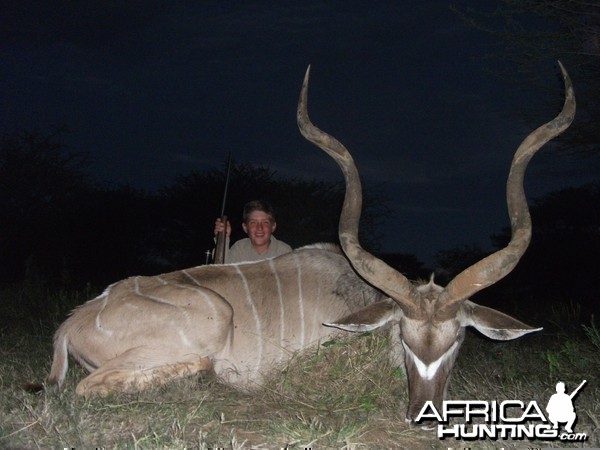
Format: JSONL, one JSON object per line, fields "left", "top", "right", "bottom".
{"left": 2, "top": 1, "right": 598, "bottom": 262}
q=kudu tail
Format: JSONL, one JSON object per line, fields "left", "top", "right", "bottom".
{"left": 23, "top": 330, "right": 69, "bottom": 394}
{"left": 47, "top": 331, "right": 69, "bottom": 388}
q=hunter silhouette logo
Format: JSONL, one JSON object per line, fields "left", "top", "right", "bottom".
{"left": 546, "top": 380, "right": 586, "bottom": 434}
{"left": 415, "top": 379, "right": 589, "bottom": 442}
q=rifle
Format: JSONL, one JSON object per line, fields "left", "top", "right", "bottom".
{"left": 213, "top": 153, "right": 232, "bottom": 264}
{"left": 569, "top": 379, "right": 587, "bottom": 400}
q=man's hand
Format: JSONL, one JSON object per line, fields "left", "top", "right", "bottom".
{"left": 214, "top": 218, "right": 232, "bottom": 237}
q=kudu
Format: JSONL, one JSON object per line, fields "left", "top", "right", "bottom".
{"left": 44, "top": 63, "right": 574, "bottom": 425}
{"left": 298, "top": 62, "right": 574, "bottom": 421}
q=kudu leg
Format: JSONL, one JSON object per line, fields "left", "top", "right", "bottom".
{"left": 75, "top": 348, "right": 214, "bottom": 397}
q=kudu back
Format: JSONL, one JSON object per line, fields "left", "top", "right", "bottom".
{"left": 44, "top": 63, "right": 574, "bottom": 424}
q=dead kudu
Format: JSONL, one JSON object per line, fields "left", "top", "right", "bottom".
{"left": 37, "top": 63, "right": 574, "bottom": 424}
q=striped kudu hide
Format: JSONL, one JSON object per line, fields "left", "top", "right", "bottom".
{"left": 44, "top": 63, "right": 575, "bottom": 424}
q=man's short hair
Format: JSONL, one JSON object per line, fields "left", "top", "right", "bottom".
{"left": 242, "top": 200, "right": 276, "bottom": 223}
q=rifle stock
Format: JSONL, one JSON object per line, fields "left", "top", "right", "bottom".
{"left": 214, "top": 216, "right": 228, "bottom": 264}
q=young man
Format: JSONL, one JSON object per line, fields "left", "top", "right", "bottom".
{"left": 214, "top": 200, "right": 292, "bottom": 263}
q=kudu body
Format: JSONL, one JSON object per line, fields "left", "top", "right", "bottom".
{"left": 48, "top": 244, "right": 385, "bottom": 395}
{"left": 46, "top": 64, "right": 574, "bottom": 423}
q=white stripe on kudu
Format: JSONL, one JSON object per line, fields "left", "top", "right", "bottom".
{"left": 293, "top": 253, "right": 306, "bottom": 349}
{"left": 235, "top": 264, "right": 263, "bottom": 375}
{"left": 402, "top": 340, "right": 460, "bottom": 381}
{"left": 268, "top": 258, "right": 286, "bottom": 356}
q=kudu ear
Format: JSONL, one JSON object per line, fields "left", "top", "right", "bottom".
{"left": 459, "top": 300, "right": 543, "bottom": 340}
{"left": 324, "top": 299, "right": 401, "bottom": 332}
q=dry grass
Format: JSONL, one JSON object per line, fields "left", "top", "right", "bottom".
{"left": 1, "top": 314, "right": 599, "bottom": 448}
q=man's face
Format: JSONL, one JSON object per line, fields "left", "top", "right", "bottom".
{"left": 242, "top": 210, "right": 277, "bottom": 251}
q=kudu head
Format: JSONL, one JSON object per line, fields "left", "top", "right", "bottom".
{"left": 297, "top": 63, "right": 575, "bottom": 423}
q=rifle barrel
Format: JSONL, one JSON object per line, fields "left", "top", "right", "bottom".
{"left": 220, "top": 153, "right": 232, "bottom": 217}
{"left": 569, "top": 379, "right": 587, "bottom": 399}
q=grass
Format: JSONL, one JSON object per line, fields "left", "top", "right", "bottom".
{"left": 1, "top": 288, "right": 598, "bottom": 448}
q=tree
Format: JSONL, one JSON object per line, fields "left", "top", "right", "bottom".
{"left": 432, "top": 244, "right": 491, "bottom": 286}
{"left": 454, "top": 1, "right": 600, "bottom": 155}
{"left": 1, "top": 135, "right": 392, "bottom": 286}
{"left": 0, "top": 129, "right": 89, "bottom": 283}
{"left": 0, "top": 129, "right": 162, "bottom": 286}
{"left": 378, "top": 252, "right": 429, "bottom": 282}
{"left": 484, "top": 183, "right": 600, "bottom": 320}
{"left": 147, "top": 161, "right": 391, "bottom": 270}
{"left": 58, "top": 185, "right": 157, "bottom": 285}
